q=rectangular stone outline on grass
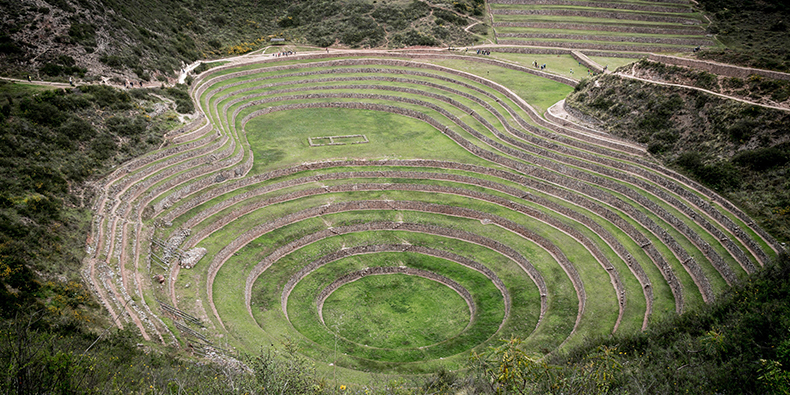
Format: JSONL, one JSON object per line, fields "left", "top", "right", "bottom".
{"left": 308, "top": 134, "right": 369, "bottom": 147}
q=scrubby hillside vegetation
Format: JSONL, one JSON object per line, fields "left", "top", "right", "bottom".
{"left": 565, "top": 69, "right": 790, "bottom": 244}
{"left": 697, "top": 0, "right": 790, "bottom": 72}
{"left": 0, "top": 0, "right": 483, "bottom": 82}
{"left": 0, "top": 82, "right": 190, "bottom": 318}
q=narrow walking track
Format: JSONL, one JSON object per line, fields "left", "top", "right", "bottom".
{"left": 615, "top": 72, "right": 790, "bottom": 113}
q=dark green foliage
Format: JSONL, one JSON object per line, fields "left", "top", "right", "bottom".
{"left": 573, "top": 78, "right": 589, "bottom": 93}
{"left": 434, "top": 10, "right": 467, "bottom": 27}
{"left": 1, "top": 0, "right": 474, "bottom": 77}
{"left": 68, "top": 22, "right": 96, "bottom": 47}
{"left": 636, "top": 94, "right": 683, "bottom": 134}
{"left": 732, "top": 145, "right": 790, "bottom": 170}
{"left": 420, "top": 367, "right": 459, "bottom": 394}
{"left": 0, "top": 34, "right": 23, "bottom": 55}
{"left": 544, "top": 253, "right": 790, "bottom": 394}
{"left": 40, "top": 55, "right": 87, "bottom": 77}
{"left": 566, "top": 74, "right": 790, "bottom": 242}
{"left": 78, "top": 85, "right": 132, "bottom": 109}
{"left": 726, "top": 118, "right": 759, "bottom": 142}
{"left": 674, "top": 152, "right": 741, "bottom": 190}
{"left": 393, "top": 30, "right": 439, "bottom": 47}
{"left": 697, "top": 0, "right": 790, "bottom": 71}
{"left": 106, "top": 115, "right": 147, "bottom": 136}
{"left": 0, "top": 81, "right": 166, "bottom": 320}
{"left": 0, "top": 316, "right": 327, "bottom": 394}
{"left": 43, "top": 0, "right": 74, "bottom": 12}
{"left": 164, "top": 85, "right": 194, "bottom": 113}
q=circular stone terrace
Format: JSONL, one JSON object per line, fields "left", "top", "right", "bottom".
{"left": 83, "top": 49, "right": 782, "bottom": 383}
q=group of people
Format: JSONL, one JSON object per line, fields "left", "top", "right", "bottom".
{"left": 533, "top": 61, "right": 547, "bottom": 70}
{"left": 476, "top": 49, "right": 491, "bottom": 55}
{"left": 123, "top": 80, "right": 144, "bottom": 89}
{"left": 273, "top": 50, "right": 295, "bottom": 57}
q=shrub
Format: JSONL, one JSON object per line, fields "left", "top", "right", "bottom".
{"left": 57, "top": 118, "right": 96, "bottom": 141}
{"left": 19, "top": 98, "right": 64, "bottom": 126}
{"left": 175, "top": 99, "right": 193, "bottom": 113}
{"left": 68, "top": 22, "right": 95, "bottom": 46}
{"left": 434, "top": 10, "right": 467, "bottom": 26}
{"left": 106, "top": 116, "right": 147, "bottom": 136}
{"left": 732, "top": 146, "right": 790, "bottom": 170}
{"left": 675, "top": 152, "right": 741, "bottom": 191}
{"left": 727, "top": 118, "right": 759, "bottom": 142}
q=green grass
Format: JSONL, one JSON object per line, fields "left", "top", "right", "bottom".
{"left": 245, "top": 107, "right": 486, "bottom": 172}
{"left": 287, "top": 251, "right": 505, "bottom": 363}
{"left": 141, "top": 55, "right": 776, "bottom": 384}
{"left": 497, "top": 37, "right": 699, "bottom": 49}
{"left": 423, "top": 58, "right": 574, "bottom": 113}
{"left": 323, "top": 273, "right": 472, "bottom": 349}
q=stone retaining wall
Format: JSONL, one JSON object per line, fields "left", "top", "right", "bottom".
{"left": 241, "top": 81, "right": 744, "bottom": 280}
{"left": 168, "top": 154, "right": 675, "bottom": 314}
{"left": 498, "top": 33, "right": 711, "bottom": 46}
{"left": 244, "top": 222, "right": 537, "bottom": 319}
{"left": 237, "top": 101, "right": 700, "bottom": 306}
{"left": 233, "top": 90, "right": 741, "bottom": 284}
{"left": 490, "top": 0, "right": 689, "bottom": 13}
{"left": 493, "top": 22, "right": 703, "bottom": 35}
{"left": 169, "top": 92, "right": 736, "bottom": 312}
{"left": 487, "top": 46, "right": 645, "bottom": 60}
{"left": 164, "top": 54, "right": 776, "bottom": 336}
{"left": 313, "top": 264, "right": 476, "bottom": 322}
{"left": 496, "top": 40, "right": 692, "bottom": 53}
{"left": 312, "top": 258, "right": 473, "bottom": 315}
{"left": 491, "top": 8, "right": 700, "bottom": 24}
{"left": 199, "top": 199, "right": 585, "bottom": 332}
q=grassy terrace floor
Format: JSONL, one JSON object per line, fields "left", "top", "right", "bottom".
{"left": 83, "top": 51, "right": 780, "bottom": 385}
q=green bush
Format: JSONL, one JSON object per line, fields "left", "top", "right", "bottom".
{"left": 727, "top": 118, "right": 760, "bottom": 142}
{"left": 434, "top": 10, "right": 467, "bottom": 26}
{"left": 732, "top": 145, "right": 790, "bottom": 170}
{"left": 67, "top": 22, "right": 95, "bottom": 46}
{"left": 106, "top": 116, "right": 147, "bottom": 136}
{"left": 674, "top": 152, "right": 741, "bottom": 190}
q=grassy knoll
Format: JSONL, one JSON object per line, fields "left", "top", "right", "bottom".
{"left": 287, "top": 251, "right": 504, "bottom": 363}
{"left": 322, "top": 273, "right": 472, "bottom": 349}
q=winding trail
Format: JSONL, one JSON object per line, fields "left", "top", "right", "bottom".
{"left": 615, "top": 71, "right": 790, "bottom": 113}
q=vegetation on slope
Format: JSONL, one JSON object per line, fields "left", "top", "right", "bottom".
{"left": 466, "top": 252, "right": 790, "bottom": 394}
{"left": 697, "top": 0, "right": 790, "bottom": 72}
{"left": 0, "top": 81, "right": 194, "bottom": 321}
{"left": 0, "top": 0, "right": 482, "bottom": 82}
{"left": 566, "top": 73, "right": 790, "bottom": 244}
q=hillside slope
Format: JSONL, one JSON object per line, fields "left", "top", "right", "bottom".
{"left": 0, "top": 0, "right": 481, "bottom": 82}
{"left": 566, "top": 71, "right": 790, "bottom": 244}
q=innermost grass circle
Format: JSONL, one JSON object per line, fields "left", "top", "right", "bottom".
{"left": 321, "top": 273, "right": 471, "bottom": 349}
